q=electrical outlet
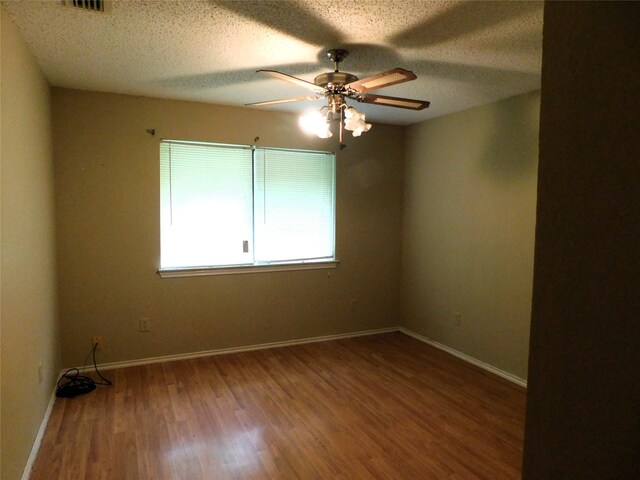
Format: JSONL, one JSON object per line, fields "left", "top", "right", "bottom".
{"left": 92, "top": 336, "right": 104, "bottom": 350}
{"left": 139, "top": 317, "right": 150, "bottom": 332}
{"left": 38, "top": 362, "right": 43, "bottom": 384}
{"left": 454, "top": 312, "right": 462, "bottom": 326}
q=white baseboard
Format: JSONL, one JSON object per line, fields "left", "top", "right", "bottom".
{"left": 75, "top": 326, "right": 400, "bottom": 372}
{"left": 74, "top": 326, "right": 526, "bottom": 388}
{"left": 21, "top": 387, "right": 57, "bottom": 480}
{"left": 398, "top": 327, "right": 527, "bottom": 388}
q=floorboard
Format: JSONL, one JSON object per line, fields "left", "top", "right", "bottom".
{"left": 30, "top": 332, "right": 526, "bottom": 479}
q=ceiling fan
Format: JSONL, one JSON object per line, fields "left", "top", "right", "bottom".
{"left": 247, "top": 49, "right": 430, "bottom": 146}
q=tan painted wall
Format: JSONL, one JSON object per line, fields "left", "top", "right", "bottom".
{"left": 401, "top": 91, "right": 540, "bottom": 380}
{"left": 523, "top": 2, "right": 640, "bottom": 478}
{"left": 1, "top": 8, "right": 60, "bottom": 480}
{"left": 52, "top": 88, "right": 405, "bottom": 367}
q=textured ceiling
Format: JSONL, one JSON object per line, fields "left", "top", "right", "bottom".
{"left": 2, "top": 0, "right": 543, "bottom": 125}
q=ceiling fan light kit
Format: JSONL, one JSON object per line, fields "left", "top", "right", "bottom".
{"left": 249, "top": 49, "right": 430, "bottom": 147}
{"left": 344, "top": 107, "right": 371, "bottom": 137}
{"left": 299, "top": 110, "right": 333, "bottom": 138}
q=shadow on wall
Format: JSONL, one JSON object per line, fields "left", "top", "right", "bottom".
{"left": 476, "top": 95, "right": 539, "bottom": 182}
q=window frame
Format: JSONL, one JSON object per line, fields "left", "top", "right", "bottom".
{"left": 157, "top": 139, "right": 339, "bottom": 278}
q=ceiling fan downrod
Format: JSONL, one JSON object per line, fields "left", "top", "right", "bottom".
{"left": 326, "top": 48, "right": 349, "bottom": 72}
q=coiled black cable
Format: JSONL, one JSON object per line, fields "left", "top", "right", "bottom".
{"left": 55, "top": 342, "right": 112, "bottom": 398}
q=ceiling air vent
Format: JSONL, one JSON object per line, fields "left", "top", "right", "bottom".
{"left": 61, "top": 0, "right": 112, "bottom": 14}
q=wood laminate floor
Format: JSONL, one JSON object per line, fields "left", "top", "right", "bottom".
{"left": 31, "top": 332, "right": 526, "bottom": 479}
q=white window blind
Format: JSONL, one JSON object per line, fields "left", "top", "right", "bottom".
{"left": 254, "top": 148, "right": 335, "bottom": 263}
{"left": 160, "top": 140, "right": 336, "bottom": 271}
{"left": 160, "top": 141, "right": 254, "bottom": 268}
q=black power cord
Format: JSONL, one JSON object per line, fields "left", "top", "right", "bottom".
{"left": 56, "top": 342, "right": 112, "bottom": 398}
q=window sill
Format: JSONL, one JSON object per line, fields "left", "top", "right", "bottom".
{"left": 157, "top": 260, "right": 339, "bottom": 278}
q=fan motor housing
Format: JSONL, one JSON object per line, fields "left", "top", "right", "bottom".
{"left": 314, "top": 72, "right": 358, "bottom": 89}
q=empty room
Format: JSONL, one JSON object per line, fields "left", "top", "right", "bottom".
{"left": 1, "top": 1, "right": 638, "bottom": 479}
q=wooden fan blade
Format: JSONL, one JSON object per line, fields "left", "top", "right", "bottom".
{"left": 246, "top": 95, "right": 320, "bottom": 107}
{"left": 346, "top": 68, "right": 417, "bottom": 93}
{"left": 358, "top": 93, "right": 430, "bottom": 110}
{"left": 258, "top": 70, "right": 325, "bottom": 94}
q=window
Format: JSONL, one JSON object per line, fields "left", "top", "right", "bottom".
{"left": 159, "top": 140, "right": 336, "bottom": 275}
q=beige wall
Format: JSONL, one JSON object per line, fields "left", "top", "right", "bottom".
{"left": 401, "top": 91, "right": 540, "bottom": 380}
{"left": 1, "top": 8, "right": 60, "bottom": 480}
{"left": 52, "top": 88, "right": 405, "bottom": 367}
{"left": 523, "top": 2, "right": 640, "bottom": 478}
